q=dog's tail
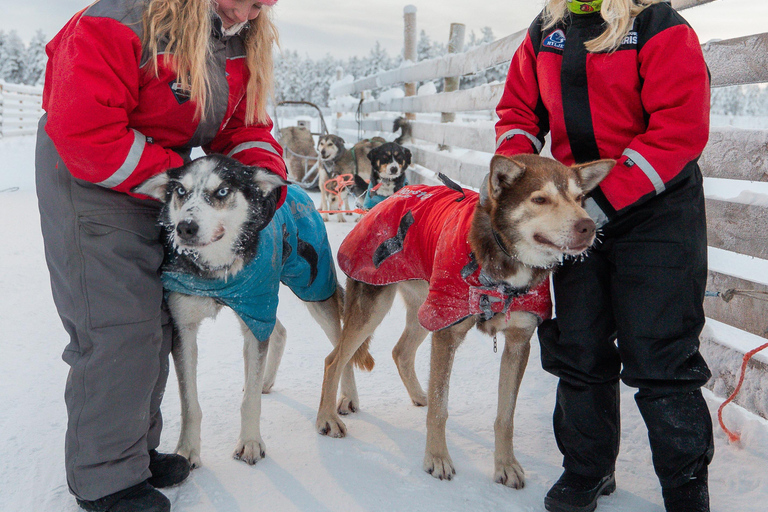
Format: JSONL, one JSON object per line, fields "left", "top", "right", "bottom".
{"left": 352, "top": 337, "right": 375, "bottom": 371}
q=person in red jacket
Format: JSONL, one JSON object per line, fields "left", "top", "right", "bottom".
{"left": 496, "top": 1, "right": 713, "bottom": 511}
{"left": 35, "top": 1, "right": 283, "bottom": 511}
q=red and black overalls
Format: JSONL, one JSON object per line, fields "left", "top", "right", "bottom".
{"left": 495, "top": 2, "right": 713, "bottom": 489}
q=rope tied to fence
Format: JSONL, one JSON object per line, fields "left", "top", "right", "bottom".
{"left": 717, "top": 340, "right": 768, "bottom": 443}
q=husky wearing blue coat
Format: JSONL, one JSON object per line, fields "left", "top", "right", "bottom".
{"left": 134, "top": 155, "right": 361, "bottom": 470}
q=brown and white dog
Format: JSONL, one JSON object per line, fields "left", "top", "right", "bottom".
{"left": 315, "top": 154, "right": 614, "bottom": 487}
{"left": 316, "top": 135, "right": 383, "bottom": 222}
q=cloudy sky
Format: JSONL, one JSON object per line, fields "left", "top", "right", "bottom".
{"left": 1, "top": 0, "right": 766, "bottom": 59}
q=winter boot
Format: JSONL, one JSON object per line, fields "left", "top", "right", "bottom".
{"left": 148, "top": 449, "right": 191, "bottom": 488}
{"left": 662, "top": 467, "right": 709, "bottom": 512}
{"left": 544, "top": 470, "right": 616, "bottom": 512}
{"left": 76, "top": 481, "right": 170, "bottom": 512}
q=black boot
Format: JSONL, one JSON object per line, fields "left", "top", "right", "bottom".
{"left": 545, "top": 470, "right": 616, "bottom": 512}
{"left": 148, "top": 449, "right": 191, "bottom": 488}
{"left": 662, "top": 467, "right": 709, "bottom": 512}
{"left": 76, "top": 481, "right": 170, "bottom": 512}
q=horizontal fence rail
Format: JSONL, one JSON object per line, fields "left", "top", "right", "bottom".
{"left": 0, "top": 81, "right": 44, "bottom": 138}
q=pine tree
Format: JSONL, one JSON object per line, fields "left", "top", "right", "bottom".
{"left": 0, "top": 31, "right": 26, "bottom": 84}
{"left": 24, "top": 30, "right": 48, "bottom": 86}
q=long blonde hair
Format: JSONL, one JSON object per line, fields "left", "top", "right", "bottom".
{"left": 142, "top": 0, "right": 278, "bottom": 125}
{"left": 544, "top": 0, "right": 666, "bottom": 52}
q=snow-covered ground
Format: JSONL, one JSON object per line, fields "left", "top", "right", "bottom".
{"left": 2, "top": 136, "right": 768, "bottom": 512}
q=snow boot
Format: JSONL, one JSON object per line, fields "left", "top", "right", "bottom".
{"left": 148, "top": 449, "right": 191, "bottom": 488}
{"left": 76, "top": 481, "right": 170, "bottom": 512}
{"left": 544, "top": 470, "right": 616, "bottom": 512}
{"left": 662, "top": 467, "right": 710, "bottom": 512}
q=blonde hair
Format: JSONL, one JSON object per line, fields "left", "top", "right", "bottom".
{"left": 544, "top": 0, "right": 666, "bottom": 52}
{"left": 142, "top": 0, "right": 278, "bottom": 125}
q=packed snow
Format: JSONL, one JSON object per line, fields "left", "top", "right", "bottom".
{"left": 2, "top": 135, "right": 768, "bottom": 512}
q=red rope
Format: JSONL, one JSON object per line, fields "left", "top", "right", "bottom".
{"left": 318, "top": 174, "right": 368, "bottom": 216}
{"left": 717, "top": 341, "right": 768, "bottom": 443}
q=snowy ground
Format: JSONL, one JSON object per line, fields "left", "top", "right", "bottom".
{"left": 2, "top": 136, "right": 768, "bottom": 512}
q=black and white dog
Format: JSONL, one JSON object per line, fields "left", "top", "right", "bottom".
{"left": 361, "top": 142, "right": 411, "bottom": 209}
{"left": 133, "top": 155, "right": 357, "bottom": 469}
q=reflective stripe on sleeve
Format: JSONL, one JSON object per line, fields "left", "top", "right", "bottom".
{"left": 623, "top": 148, "right": 665, "bottom": 195}
{"left": 584, "top": 197, "right": 609, "bottom": 228}
{"left": 96, "top": 129, "right": 146, "bottom": 189}
{"left": 495, "top": 129, "right": 543, "bottom": 153}
{"left": 227, "top": 141, "right": 282, "bottom": 158}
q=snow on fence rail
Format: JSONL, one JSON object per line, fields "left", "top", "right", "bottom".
{"left": 327, "top": 1, "right": 768, "bottom": 418}
{"left": 0, "top": 81, "right": 43, "bottom": 138}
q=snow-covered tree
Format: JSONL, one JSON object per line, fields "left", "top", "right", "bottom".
{"left": 23, "top": 30, "right": 48, "bottom": 86}
{"left": 0, "top": 30, "right": 26, "bottom": 84}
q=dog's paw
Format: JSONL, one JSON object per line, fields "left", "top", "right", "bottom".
{"left": 423, "top": 453, "right": 456, "bottom": 481}
{"left": 322, "top": 214, "right": 329, "bottom": 222}
{"left": 233, "top": 438, "right": 266, "bottom": 465}
{"left": 261, "top": 381, "right": 275, "bottom": 394}
{"left": 337, "top": 395, "right": 359, "bottom": 415}
{"left": 176, "top": 446, "right": 202, "bottom": 470}
{"left": 316, "top": 412, "right": 347, "bottom": 438}
{"left": 411, "top": 392, "right": 428, "bottom": 407}
{"left": 494, "top": 460, "right": 525, "bottom": 489}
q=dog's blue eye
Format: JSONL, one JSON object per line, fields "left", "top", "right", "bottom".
{"left": 532, "top": 196, "right": 548, "bottom": 205}
{"left": 216, "top": 188, "right": 229, "bottom": 198}
{"left": 176, "top": 186, "right": 187, "bottom": 197}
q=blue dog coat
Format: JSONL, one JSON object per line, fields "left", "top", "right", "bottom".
{"left": 162, "top": 185, "right": 337, "bottom": 342}
{"left": 363, "top": 178, "right": 409, "bottom": 209}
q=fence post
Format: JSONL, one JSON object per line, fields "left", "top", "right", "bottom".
{"left": 403, "top": 5, "right": 417, "bottom": 121}
{"left": 439, "top": 23, "right": 466, "bottom": 150}
{"left": 336, "top": 66, "right": 344, "bottom": 120}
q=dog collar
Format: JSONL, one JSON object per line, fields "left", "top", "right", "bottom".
{"left": 492, "top": 229, "right": 513, "bottom": 258}
{"left": 567, "top": 0, "right": 602, "bottom": 14}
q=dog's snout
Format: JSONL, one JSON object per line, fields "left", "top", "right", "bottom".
{"left": 177, "top": 220, "right": 199, "bottom": 240}
{"left": 573, "top": 218, "right": 596, "bottom": 239}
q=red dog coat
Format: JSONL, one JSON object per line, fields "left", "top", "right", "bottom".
{"left": 338, "top": 185, "right": 552, "bottom": 331}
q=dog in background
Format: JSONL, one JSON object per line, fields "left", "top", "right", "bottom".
{"left": 278, "top": 125, "right": 317, "bottom": 183}
{"left": 316, "top": 134, "right": 384, "bottom": 221}
{"left": 361, "top": 142, "right": 411, "bottom": 209}
{"left": 316, "top": 154, "right": 613, "bottom": 487}
{"left": 133, "top": 155, "right": 362, "bottom": 469}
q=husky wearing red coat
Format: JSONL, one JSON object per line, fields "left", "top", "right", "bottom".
{"left": 316, "top": 154, "right": 613, "bottom": 488}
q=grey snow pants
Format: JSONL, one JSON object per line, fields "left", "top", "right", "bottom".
{"left": 35, "top": 115, "right": 173, "bottom": 501}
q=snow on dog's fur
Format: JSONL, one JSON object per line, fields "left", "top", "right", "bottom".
{"left": 316, "top": 154, "right": 614, "bottom": 488}
{"left": 134, "top": 154, "right": 351, "bottom": 469}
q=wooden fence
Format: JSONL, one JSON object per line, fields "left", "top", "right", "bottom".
{"left": 0, "top": 81, "right": 44, "bottom": 138}
{"left": 326, "top": 0, "right": 768, "bottom": 417}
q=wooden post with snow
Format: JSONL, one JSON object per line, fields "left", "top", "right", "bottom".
{"left": 336, "top": 67, "right": 344, "bottom": 119}
{"left": 439, "top": 23, "right": 466, "bottom": 150}
{"left": 403, "top": 5, "right": 418, "bottom": 121}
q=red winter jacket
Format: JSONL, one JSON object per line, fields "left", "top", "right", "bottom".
{"left": 495, "top": 2, "right": 709, "bottom": 220}
{"left": 337, "top": 186, "right": 552, "bottom": 332}
{"left": 42, "top": 0, "right": 286, "bottom": 203}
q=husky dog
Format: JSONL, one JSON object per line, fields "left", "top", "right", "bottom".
{"left": 133, "top": 154, "right": 355, "bottom": 469}
{"left": 316, "top": 135, "right": 384, "bottom": 221}
{"left": 316, "top": 154, "right": 613, "bottom": 487}
{"left": 278, "top": 125, "right": 317, "bottom": 183}
{"left": 362, "top": 142, "right": 411, "bottom": 209}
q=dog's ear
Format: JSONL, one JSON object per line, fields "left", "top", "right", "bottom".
{"left": 131, "top": 172, "right": 170, "bottom": 200}
{"left": 571, "top": 159, "right": 615, "bottom": 193}
{"left": 367, "top": 145, "right": 380, "bottom": 165}
{"left": 489, "top": 155, "right": 526, "bottom": 200}
{"left": 252, "top": 168, "right": 289, "bottom": 196}
{"left": 332, "top": 135, "right": 345, "bottom": 147}
{"left": 403, "top": 147, "right": 412, "bottom": 168}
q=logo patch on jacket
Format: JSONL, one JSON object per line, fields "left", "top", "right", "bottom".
{"left": 169, "top": 79, "right": 191, "bottom": 104}
{"left": 542, "top": 30, "right": 566, "bottom": 50}
{"left": 621, "top": 31, "right": 638, "bottom": 46}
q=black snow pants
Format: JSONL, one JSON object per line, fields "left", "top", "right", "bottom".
{"left": 35, "top": 115, "right": 173, "bottom": 501}
{"left": 538, "top": 166, "right": 714, "bottom": 490}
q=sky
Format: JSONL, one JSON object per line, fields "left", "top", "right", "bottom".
{"left": 0, "top": 0, "right": 766, "bottom": 59}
